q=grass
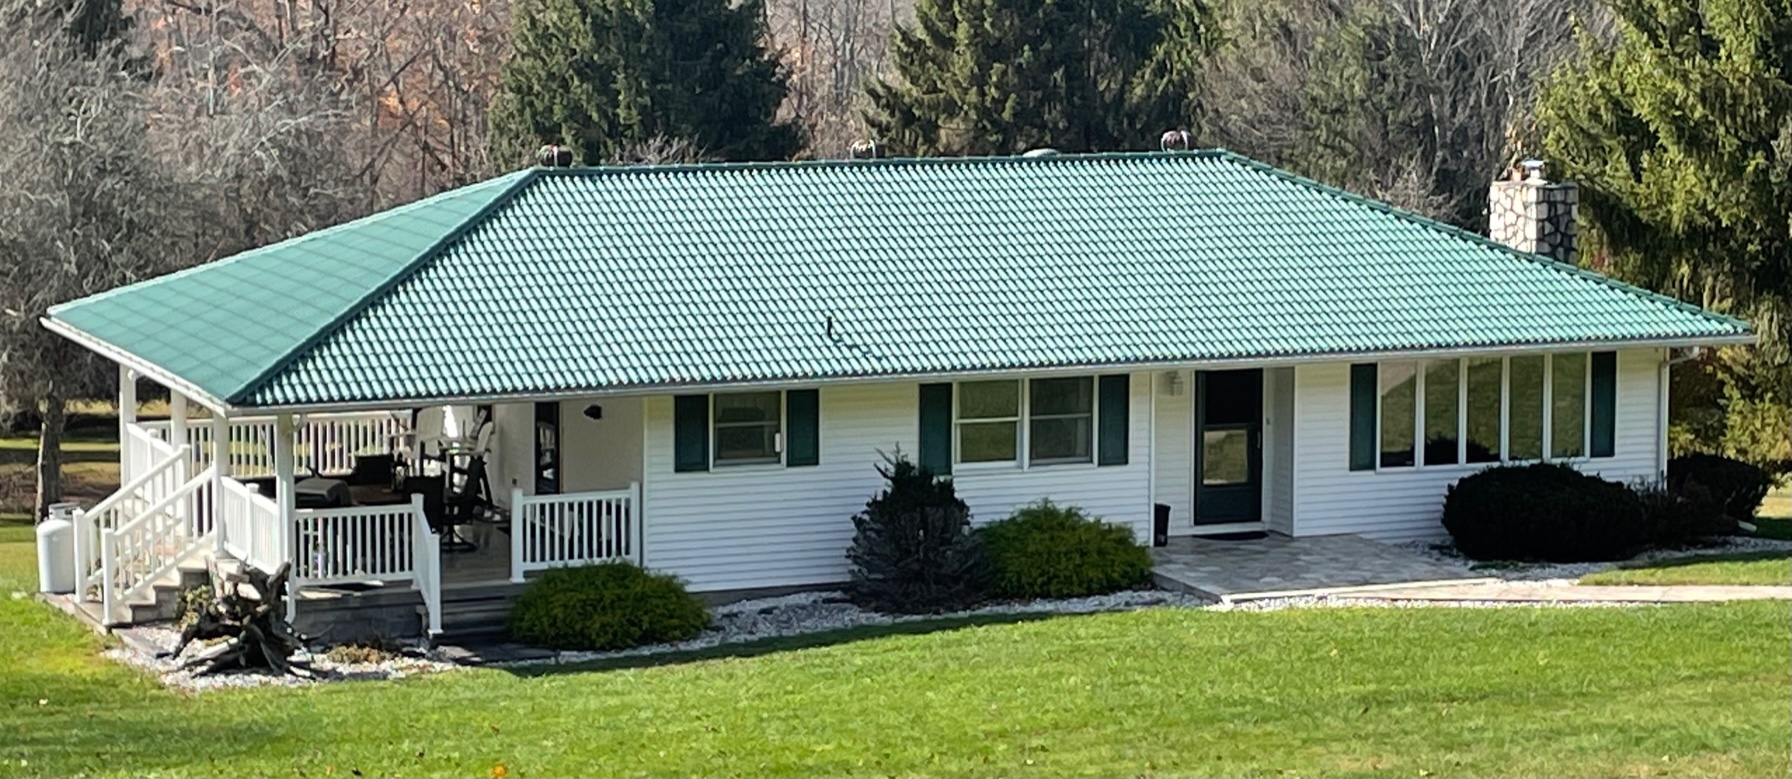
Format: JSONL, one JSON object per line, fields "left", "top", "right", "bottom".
{"left": 1579, "top": 551, "right": 1791, "bottom": 586}
{"left": 1751, "top": 486, "right": 1791, "bottom": 540}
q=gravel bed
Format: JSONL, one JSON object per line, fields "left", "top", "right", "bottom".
{"left": 107, "top": 626, "right": 459, "bottom": 692}
{"left": 1397, "top": 534, "right": 1792, "bottom": 583}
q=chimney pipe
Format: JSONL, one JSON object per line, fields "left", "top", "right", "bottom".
{"left": 537, "top": 145, "right": 574, "bottom": 168}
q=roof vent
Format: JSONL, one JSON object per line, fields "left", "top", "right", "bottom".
{"left": 1022, "top": 148, "right": 1061, "bottom": 158}
{"left": 1160, "top": 129, "right": 1192, "bottom": 151}
{"left": 537, "top": 145, "right": 574, "bottom": 168}
{"left": 849, "top": 139, "right": 880, "bottom": 160}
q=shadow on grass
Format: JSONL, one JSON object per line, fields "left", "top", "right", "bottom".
{"left": 500, "top": 611, "right": 1063, "bottom": 677}
{"left": 1610, "top": 549, "right": 1791, "bottom": 571}
{"left": 1749, "top": 516, "right": 1791, "bottom": 541}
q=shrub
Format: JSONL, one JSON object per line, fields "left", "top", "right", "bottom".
{"left": 1667, "top": 453, "right": 1776, "bottom": 522}
{"left": 508, "top": 563, "right": 709, "bottom": 651}
{"left": 846, "top": 454, "right": 984, "bottom": 613}
{"left": 978, "top": 501, "right": 1153, "bottom": 599}
{"left": 324, "top": 635, "right": 406, "bottom": 665}
{"left": 1635, "top": 484, "right": 1735, "bottom": 548}
{"left": 1442, "top": 463, "right": 1647, "bottom": 562}
{"left": 174, "top": 585, "right": 215, "bottom": 629}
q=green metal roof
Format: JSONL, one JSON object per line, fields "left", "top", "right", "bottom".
{"left": 47, "top": 150, "right": 1750, "bottom": 409}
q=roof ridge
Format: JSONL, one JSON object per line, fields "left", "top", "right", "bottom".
{"left": 1210, "top": 150, "right": 1754, "bottom": 333}
{"left": 45, "top": 170, "right": 533, "bottom": 318}
{"left": 525, "top": 149, "right": 1228, "bottom": 178}
{"left": 225, "top": 168, "right": 544, "bottom": 404}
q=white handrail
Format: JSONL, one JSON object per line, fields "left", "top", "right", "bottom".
{"left": 510, "top": 483, "right": 641, "bottom": 582}
{"left": 99, "top": 464, "right": 216, "bottom": 621}
{"left": 86, "top": 443, "right": 191, "bottom": 522}
{"left": 145, "top": 411, "right": 406, "bottom": 479}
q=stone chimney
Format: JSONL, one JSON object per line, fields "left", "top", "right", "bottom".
{"left": 1488, "top": 159, "right": 1577, "bottom": 263}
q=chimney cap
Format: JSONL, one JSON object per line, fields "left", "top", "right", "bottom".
{"left": 1520, "top": 158, "right": 1547, "bottom": 182}
{"left": 537, "top": 145, "right": 575, "bottom": 168}
{"left": 1160, "top": 129, "right": 1193, "bottom": 152}
{"left": 848, "top": 139, "right": 880, "bottom": 160}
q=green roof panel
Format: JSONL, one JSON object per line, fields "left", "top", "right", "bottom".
{"left": 47, "top": 151, "right": 1750, "bottom": 408}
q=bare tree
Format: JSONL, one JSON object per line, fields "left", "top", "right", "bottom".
{"left": 0, "top": 10, "right": 179, "bottom": 516}
{"left": 768, "top": 0, "right": 907, "bottom": 157}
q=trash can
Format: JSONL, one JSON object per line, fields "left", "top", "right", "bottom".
{"left": 36, "top": 503, "right": 80, "bottom": 594}
{"left": 1152, "top": 503, "right": 1171, "bottom": 547}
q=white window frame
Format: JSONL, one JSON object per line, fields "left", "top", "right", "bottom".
{"left": 952, "top": 377, "right": 1101, "bottom": 469}
{"left": 711, "top": 390, "right": 786, "bottom": 468}
{"left": 1373, "top": 353, "right": 1604, "bottom": 473}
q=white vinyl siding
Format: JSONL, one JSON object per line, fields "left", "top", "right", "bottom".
{"left": 1151, "top": 373, "right": 1194, "bottom": 529}
{"left": 1290, "top": 349, "right": 1665, "bottom": 541}
{"left": 1264, "top": 367, "right": 1296, "bottom": 535}
{"left": 640, "top": 373, "right": 1152, "bottom": 592}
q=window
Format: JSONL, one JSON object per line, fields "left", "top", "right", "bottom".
{"left": 1028, "top": 377, "right": 1094, "bottom": 463}
{"left": 1356, "top": 352, "right": 1614, "bottom": 471}
{"left": 1379, "top": 361, "right": 1417, "bottom": 467}
{"left": 1508, "top": 355, "right": 1545, "bottom": 461}
{"left": 956, "top": 380, "right": 1021, "bottom": 463}
{"left": 1464, "top": 357, "right": 1503, "bottom": 463}
{"left": 712, "top": 391, "right": 782, "bottom": 465}
{"left": 1422, "top": 359, "right": 1460, "bottom": 465}
{"left": 1551, "top": 353, "right": 1587, "bottom": 458}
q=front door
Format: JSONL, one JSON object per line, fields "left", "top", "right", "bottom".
{"left": 1194, "top": 369, "right": 1262, "bottom": 525}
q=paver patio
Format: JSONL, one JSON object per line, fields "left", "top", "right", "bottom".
{"left": 1150, "top": 534, "right": 1493, "bottom": 600}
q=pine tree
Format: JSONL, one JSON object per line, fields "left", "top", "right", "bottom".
{"left": 1538, "top": 0, "right": 1791, "bottom": 467}
{"left": 489, "top": 0, "right": 802, "bottom": 166}
{"left": 846, "top": 454, "right": 985, "bottom": 613}
{"left": 865, "top": 0, "right": 1212, "bottom": 156}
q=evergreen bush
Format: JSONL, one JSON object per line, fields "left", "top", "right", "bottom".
{"left": 508, "top": 563, "right": 708, "bottom": 651}
{"left": 845, "top": 454, "right": 984, "bottom": 613}
{"left": 1442, "top": 463, "right": 1647, "bottom": 562}
{"left": 978, "top": 501, "right": 1152, "bottom": 599}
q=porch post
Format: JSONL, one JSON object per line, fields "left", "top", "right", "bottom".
{"left": 117, "top": 366, "right": 136, "bottom": 483}
{"left": 510, "top": 486, "right": 526, "bottom": 583}
{"left": 273, "top": 413, "right": 298, "bottom": 571}
{"left": 169, "top": 390, "right": 189, "bottom": 535}
{"left": 211, "top": 409, "right": 231, "bottom": 555}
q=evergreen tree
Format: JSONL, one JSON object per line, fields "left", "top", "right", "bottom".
{"left": 490, "top": 0, "right": 802, "bottom": 166}
{"left": 865, "top": 0, "right": 1212, "bottom": 156}
{"left": 1538, "top": 0, "right": 1791, "bottom": 467}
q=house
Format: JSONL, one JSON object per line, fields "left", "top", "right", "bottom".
{"left": 41, "top": 150, "right": 1752, "bottom": 637}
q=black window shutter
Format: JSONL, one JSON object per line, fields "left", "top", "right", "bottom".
{"left": 1590, "top": 352, "right": 1617, "bottom": 458}
{"left": 918, "top": 383, "right": 953, "bottom": 476}
{"left": 1349, "top": 364, "right": 1376, "bottom": 471}
{"left": 1097, "top": 374, "right": 1130, "bottom": 465}
{"left": 786, "top": 389, "right": 820, "bottom": 467}
{"left": 673, "top": 395, "right": 709, "bottom": 472}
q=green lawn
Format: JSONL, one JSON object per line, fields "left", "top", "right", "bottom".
{"left": 0, "top": 523, "right": 1788, "bottom": 776}
{"left": 1580, "top": 551, "right": 1791, "bottom": 586}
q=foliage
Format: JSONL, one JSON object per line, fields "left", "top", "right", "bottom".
{"left": 173, "top": 585, "right": 215, "bottom": 630}
{"left": 864, "top": 0, "right": 1213, "bottom": 157}
{"left": 323, "top": 636, "right": 406, "bottom": 665}
{"left": 977, "top": 501, "right": 1153, "bottom": 599}
{"left": 846, "top": 453, "right": 984, "bottom": 613}
{"left": 1442, "top": 463, "right": 1648, "bottom": 562}
{"left": 490, "top": 0, "right": 801, "bottom": 166}
{"left": 1538, "top": 0, "right": 1792, "bottom": 422}
{"left": 1668, "top": 453, "right": 1777, "bottom": 522}
{"left": 508, "top": 563, "right": 709, "bottom": 651}
{"left": 1633, "top": 484, "right": 1734, "bottom": 548}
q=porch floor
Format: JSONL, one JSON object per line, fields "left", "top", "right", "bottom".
{"left": 1150, "top": 534, "right": 1493, "bottom": 601}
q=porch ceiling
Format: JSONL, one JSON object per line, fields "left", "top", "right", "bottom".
{"left": 46, "top": 151, "right": 1751, "bottom": 411}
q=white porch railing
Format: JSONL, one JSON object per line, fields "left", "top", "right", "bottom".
{"left": 218, "top": 478, "right": 282, "bottom": 574}
{"left": 510, "top": 484, "right": 642, "bottom": 582}
{"left": 100, "top": 465, "right": 217, "bottom": 616}
{"left": 75, "top": 438, "right": 218, "bottom": 624}
{"left": 77, "top": 438, "right": 188, "bottom": 597}
{"left": 285, "top": 496, "right": 441, "bottom": 636}
{"left": 141, "top": 411, "right": 407, "bottom": 479}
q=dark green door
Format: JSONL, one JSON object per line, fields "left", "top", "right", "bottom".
{"left": 1194, "top": 369, "right": 1263, "bottom": 525}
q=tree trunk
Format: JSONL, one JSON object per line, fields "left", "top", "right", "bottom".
{"left": 35, "top": 388, "right": 64, "bottom": 520}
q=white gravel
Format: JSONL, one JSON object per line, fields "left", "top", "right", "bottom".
{"left": 1396, "top": 535, "right": 1792, "bottom": 584}
{"left": 107, "top": 627, "right": 460, "bottom": 692}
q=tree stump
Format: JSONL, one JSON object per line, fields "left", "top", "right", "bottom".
{"left": 159, "top": 559, "right": 313, "bottom": 677}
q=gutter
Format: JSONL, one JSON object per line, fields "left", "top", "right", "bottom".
{"left": 39, "top": 317, "right": 236, "bottom": 416}
{"left": 233, "top": 333, "right": 1758, "bottom": 415}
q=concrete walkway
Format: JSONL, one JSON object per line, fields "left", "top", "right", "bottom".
{"left": 1349, "top": 582, "right": 1792, "bottom": 603}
